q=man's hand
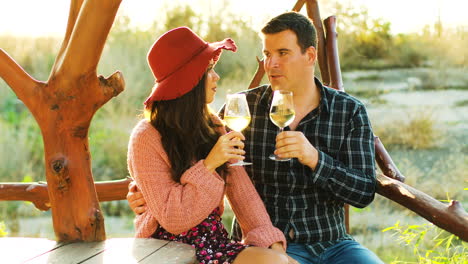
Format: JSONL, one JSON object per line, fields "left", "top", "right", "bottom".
{"left": 127, "top": 180, "right": 147, "bottom": 215}
{"left": 274, "top": 131, "right": 319, "bottom": 169}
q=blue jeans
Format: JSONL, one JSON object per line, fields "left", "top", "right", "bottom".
{"left": 286, "top": 241, "right": 384, "bottom": 264}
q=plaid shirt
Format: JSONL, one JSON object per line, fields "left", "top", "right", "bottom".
{"left": 221, "top": 78, "right": 376, "bottom": 255}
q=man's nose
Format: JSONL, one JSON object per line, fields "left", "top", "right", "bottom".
{"left": 266, "top": 56, "right": 279, "bottom": 69}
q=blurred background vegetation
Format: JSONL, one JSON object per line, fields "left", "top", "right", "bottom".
{"left": 0, "top": 1, "right": 467, "bottom": 263}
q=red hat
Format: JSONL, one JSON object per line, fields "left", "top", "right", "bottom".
{"left": 144, "top": 27, "right": 237, "bottom": 105}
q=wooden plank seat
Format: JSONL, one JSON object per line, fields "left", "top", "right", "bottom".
{"left": 0, "top": 237, "right": 196, "bottom": 264}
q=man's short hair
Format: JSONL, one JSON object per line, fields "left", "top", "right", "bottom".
{"left": 261, "top": 11, "right": 317, "bottom": 53}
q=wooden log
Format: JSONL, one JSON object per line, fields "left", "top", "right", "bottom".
{"left": 377, "top": 174, "right": 468, "bottom": 242}
{"left": 374, "top": 136, "right": 405, "bottom": 182}
{"left": 248, "top": 57, "right": 265, "bottom": 89}
{"left": 0, "top": 178, "right": 132, "bottom": 211}
{"left": 292, "top": 0, "right": 306, "bottom": 12}
{"left": 323, "top": 16, "right": 344, "bottom": 91}
{"left": 305, "top": 0, "right": 330, "bottom": 85}
{"left": 0, "top": 182, "right": 50, "bottom": 211}
{"left": 95, "top": 178, "right": 132, "bottom": 202}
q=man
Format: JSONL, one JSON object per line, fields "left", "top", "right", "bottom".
{"left": 128, "top": 12, "right": 383, "bottom": 263}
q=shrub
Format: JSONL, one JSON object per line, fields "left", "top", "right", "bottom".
{"left": 374, "top": 109, "right": 443, "bottom": 150}
{"left": 0, "top": 221, "right": 7, "bottom": 237}
{"left": 383, "top": 221, "right": 467, "bottom": 263}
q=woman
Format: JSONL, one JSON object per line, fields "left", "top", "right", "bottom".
{"left": 127, "top": 27, "right": 288, "bottom": 264}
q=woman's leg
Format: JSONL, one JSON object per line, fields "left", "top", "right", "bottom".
{"left": 233, "top": 247, "right": 288, "bottom": 264}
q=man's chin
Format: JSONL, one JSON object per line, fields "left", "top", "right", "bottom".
{"left": 271, "top": 84, "right": 285, "bottom": 91}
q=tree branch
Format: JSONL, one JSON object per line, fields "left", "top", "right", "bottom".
{"left": 0, "top": 48, "right": 43, "bottom": 109}
{"left": 96, "top": 71, "right": 125, "bottom": 109}
{"left": 51, "top": 0, "right": 85, "bottom": 76}
{"left": 377, "top": 174, "right": 468, "bottom": 242}
{"left": 292, "top": 0, "right": 306, "bottom": 12}
{"left": 53, "top": 0, "right": 122, "bottom": 79}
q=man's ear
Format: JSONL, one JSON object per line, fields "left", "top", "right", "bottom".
{"left": 306, "top": 46, "right": 317, "bottom": 65}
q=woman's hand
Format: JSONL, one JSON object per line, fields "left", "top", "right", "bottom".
{"left": 204, "top": 131, "right": 246, "bottom": 172}
{"left": 127, "top": 180, "right": 146, "bottom": 215}
{"left": 270, "top": 242, "right": 299, "bottom": 264}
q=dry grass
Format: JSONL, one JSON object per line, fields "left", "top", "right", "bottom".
{"left": 374, "top": 109, "right": 444, "bottom": 150}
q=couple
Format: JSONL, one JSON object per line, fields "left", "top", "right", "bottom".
{"left": 127, "top": 12, "right": 383, "bottom": 264}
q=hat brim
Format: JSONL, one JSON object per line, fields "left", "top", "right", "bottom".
{"left": 144, "top": 38, "right": 237, "bottom": 104}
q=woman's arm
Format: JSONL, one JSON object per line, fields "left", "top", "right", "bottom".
{"left": 225, "top": 166, "right": 286, "bottom": 249}
{"left": 128, "top": 121, "right": 226, "bottom": 235}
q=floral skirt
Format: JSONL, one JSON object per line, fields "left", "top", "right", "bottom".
{"left": 152, "top": 207, "right": 249, "bottom": 264}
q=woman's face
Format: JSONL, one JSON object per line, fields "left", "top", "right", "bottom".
{"left": 205, "top": 59, "right": 220, "bottom": 104}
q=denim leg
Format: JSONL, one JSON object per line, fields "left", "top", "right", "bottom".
{"left": 286, "top": 243, "right": 320, "bottom": 264}
{"left": 321, "top": 240, "right": 384, "bottom": 264}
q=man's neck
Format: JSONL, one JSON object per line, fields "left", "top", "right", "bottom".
{"left": 293, "top": 77, "right": 320, "bottom": 113}
{"left": 288, "top": 77, "right": 320, "bottom": 130}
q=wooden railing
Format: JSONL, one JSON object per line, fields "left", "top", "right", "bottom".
{"left": 0, "top": 178, "right": 132, "bottom": 211}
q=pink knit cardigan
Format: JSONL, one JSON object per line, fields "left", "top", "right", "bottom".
{"left": 127, "top": 119, "right": 286, "bottom": 249}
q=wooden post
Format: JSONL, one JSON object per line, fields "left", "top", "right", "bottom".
{"left": 0, "top": 0, "right": 125, "bottom": 242}
{"left": 324, "top": 16, "right": 344, "bottom": 91}
{"left": 374, "top": 137, "right": 405, "bottom": 182}
{"left": 248, "top": 57, "right": 265, "bottom": 89}
{"left": 305, "top": 0, "right": 330, "bottom": 85}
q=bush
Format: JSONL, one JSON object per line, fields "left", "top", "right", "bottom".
{"left": 0, "top": 221, "right": 7, "bottom": 237}
{"left": 383, "top": 221, "right": 467, "bottom": 263}
{"left": 374, "top": 109, "right": 443, "bottom": 150}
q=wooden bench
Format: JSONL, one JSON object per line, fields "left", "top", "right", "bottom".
{"left": 0, "top": 237, "right": 196, "bottom": 264}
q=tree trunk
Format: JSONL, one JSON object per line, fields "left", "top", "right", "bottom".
{"left": 0, "top": 0, "right": 124, "bottom": 242}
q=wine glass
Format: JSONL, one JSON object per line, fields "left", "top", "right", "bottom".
{"left": 269, "top": 90, "right": 295, "bottom": 161}
{"left": 224, "top": 94, "right": 252, "bottom": 166}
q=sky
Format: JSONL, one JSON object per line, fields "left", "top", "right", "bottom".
{"left": 0, "top": 0, "right": 466, "bottom": 37}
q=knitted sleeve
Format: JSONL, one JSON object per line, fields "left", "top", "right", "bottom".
{"left": 225, "top": 166, "right": 287, "bottom": 249}
{"left": 127, "top": 120, "right": 226, "bottom": 235}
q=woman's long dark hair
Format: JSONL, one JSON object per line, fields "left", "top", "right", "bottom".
{"left": 147, "top": 73, "right": 228, "bottom": 182}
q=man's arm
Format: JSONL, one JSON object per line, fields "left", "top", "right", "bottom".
{"left": 275, "top": 105, "right": 376, "bottom": 208}
{"left": 314, "top": 104, "right": 376, "bottom": 207}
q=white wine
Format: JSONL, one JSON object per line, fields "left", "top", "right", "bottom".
{"left": 270, "top": 109, "right": 295, "bottom": 128}
{"left": 224, "top": 116, "right": 251, "bottom": 132}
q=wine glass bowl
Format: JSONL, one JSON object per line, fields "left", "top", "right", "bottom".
{"left": 224, "top": 94, "right": 252, "bottom": 166}
{"left": 269, "top": 90, "right": 295, "bottom": 161}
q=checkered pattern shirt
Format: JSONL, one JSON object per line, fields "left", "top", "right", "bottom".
{"left": 221, "top": 78, "right": 376, "bottom": 256}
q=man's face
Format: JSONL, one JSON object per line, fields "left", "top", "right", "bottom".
{"left": 262, "top": 30, "right": 314, "bottom": 92}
